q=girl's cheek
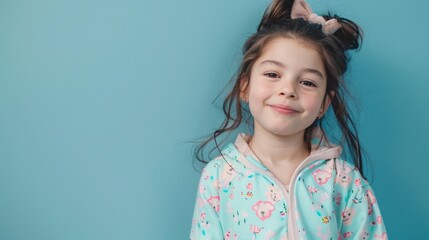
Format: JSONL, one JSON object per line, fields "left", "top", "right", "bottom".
{"left": 249, "top": 83, "right": 267, "bottom": 98}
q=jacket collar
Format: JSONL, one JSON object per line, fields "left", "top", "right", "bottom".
{"left": 229, "top": 133, "right": 342, "bottom": 170}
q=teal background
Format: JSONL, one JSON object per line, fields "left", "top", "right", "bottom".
{"left": 0, "top": 0, "right": 427, "bottom": 239}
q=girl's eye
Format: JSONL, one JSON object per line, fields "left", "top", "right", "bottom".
{"left": 264, "top": 72, "right": 280, "bottom": 78}
{"left": 300, "top": 80, "right": 317, "bottom": 87}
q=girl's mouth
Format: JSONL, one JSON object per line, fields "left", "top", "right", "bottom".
{"left": 269, "top": 104, "right": 299, "bottom": 114}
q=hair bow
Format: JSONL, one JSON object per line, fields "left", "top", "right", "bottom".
{"left": 291, "top": 0, "right": 341, "bottom": 34}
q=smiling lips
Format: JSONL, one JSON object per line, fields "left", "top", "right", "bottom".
{"left": 269, "top": 104, "right": 299, "bottom": 114}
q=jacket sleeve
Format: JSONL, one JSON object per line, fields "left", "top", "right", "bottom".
{"left": 336, "top": 164, "right": 388, "bottom": 239}
{"left": 190, "top": 160, "right": 224, "bottom": 240}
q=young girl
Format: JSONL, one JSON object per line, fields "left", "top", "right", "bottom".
{"left": 190, "top": 0, "right": 387, "bottom": 239}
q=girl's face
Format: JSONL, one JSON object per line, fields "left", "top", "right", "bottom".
{"left": 242, "top": 37, "right": 330, "bottom": 139}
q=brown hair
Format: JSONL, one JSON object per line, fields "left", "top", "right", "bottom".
{"left": 194, "top": 0, "right": 366, "bottom": 177}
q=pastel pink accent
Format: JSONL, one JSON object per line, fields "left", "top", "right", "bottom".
{"left": 342, "top": 232, "right": 353, "bottom": 238}
{"left": 291, "top": 0, "right": 341, "bottom": 34}
{"left": 367, "top": 190, "right": 377, "bottom": 204}
{"left": 250, "top": 225, "right": 263, "bottom": 234}
{"left": 307, "top": 185, "right": 318, "bottom": 194}
{"left": 266, "top": 185, "right": 281, "bottom": 202}
{"left": 354, "top": 178, "right": 361, "bottom": 187}
{"left": 335, "top": 165, "right": 353, "bottom": 187}
{"left": 252, "top": 201, "right": 275, "bottom": 221}
{"left": 375, "top": 232, "right": 388, "bottom": 240}
{"left": 224, "top": 231, "right": 237, "bottom": 240}
{"left": 207, "top": 196, "right": 220, "bottom": 212}
{"left": 312, "top": 169, "right": 332, "bottom": 185}
{"left": 341, "top": 208, "right": 356, "bottom": 226}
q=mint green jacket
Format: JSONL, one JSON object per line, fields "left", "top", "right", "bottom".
{"left": 190, "top": 134, "right": 387, "bottom": 239}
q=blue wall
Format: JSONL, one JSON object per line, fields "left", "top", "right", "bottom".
{"left": 0, "top": 0, "right": 427, "bottom": 239}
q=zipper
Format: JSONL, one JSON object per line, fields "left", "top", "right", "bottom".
{"left": 287, "top": 147, "right": 340, "bottom": 239}
{"left": 234, "top": 146, "right": 341, "bottom": 239}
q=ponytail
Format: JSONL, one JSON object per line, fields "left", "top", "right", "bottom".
{"left": 325, "top": 14, "right": 363, "bottom": 51}
{"left": 258, "top": 0, "right": 294, "bottom": 31}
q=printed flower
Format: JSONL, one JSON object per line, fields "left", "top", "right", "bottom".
{"left": 246, "top": 183, "right": 253, "bottom": 190}
{"left": 343, "top": 232, "right": 353, "bottom": 238}
{"left": 250, "top": 224, "right": 263, "bottom": 234}
{"left": 334, "top": 193, "right": 341, "bottom": 205}
{"left": 229, "top": 193, "right": 234, "bottom": 199}
{"left": 354, "top": 178, "right": 361, "bottom": 187}
{"left": 224, "top": 231, "right": 237, "bottom": 240}
{"left": 321, "top": 216, "right": 330, "bottom": 224}
{"left": 207, "top": 196, "right": 220, "bottom": 212}
{"left": 366, "top": 190, "right": 377, "bottom": 204}
{"left": 307, "top": 185, "right": 318, "bottom": 194}
{"left": 199, "top": 212, "right": 209, "bottom": 227}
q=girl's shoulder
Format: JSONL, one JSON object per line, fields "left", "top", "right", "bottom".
{"left": 327, "top": 158, "right": 370, "bottom": 190}
{"left": 332, "top": 158, "right": 367, "bottom": 182}
{"left": 302, "top": 157, "right": 369, "bottom": 190}
{"left": 313, "top": 158, "right": 363, "bottom": 176}
{"left": 200, "top": 143, "right": 246, "bottom": 178}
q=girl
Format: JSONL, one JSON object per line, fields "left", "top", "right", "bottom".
{"left": 190, "top": 0, "right": 387, "bottom": 239}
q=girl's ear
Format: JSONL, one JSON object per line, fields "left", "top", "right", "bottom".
{"left": 239, "top": 77, "right": 249, "bottom": 102}
{"left": 319, "top": 91, "right": 334, "bottom": 117}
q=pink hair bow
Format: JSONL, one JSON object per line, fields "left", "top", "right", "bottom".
{"left": 291, "top": 0, "right": 341, "bottom": 34}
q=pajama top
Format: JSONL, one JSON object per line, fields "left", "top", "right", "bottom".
{"left": 190, "top": 134, "right": 388, "bottom": 239}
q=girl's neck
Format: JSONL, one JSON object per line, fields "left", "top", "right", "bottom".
{"left": 249, "top": 130, "right": 309, "bottom": 166}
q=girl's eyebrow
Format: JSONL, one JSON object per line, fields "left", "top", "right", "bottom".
{"left": 259, "top": 60, "right": 286, "bottom": 68}
{"left": 302, "top": 68, "right": 324, "bottom": 79}
{"left": 259, "top": 60, "right": 324, "bottom": 79}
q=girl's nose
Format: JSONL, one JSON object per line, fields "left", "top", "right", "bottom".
{"left": 279, "top": 82, "right": 297, "bottom": 99}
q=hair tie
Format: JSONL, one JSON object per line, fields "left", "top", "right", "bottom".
{"left": 291, "top": 0, "right": 341, "bottom": 34}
